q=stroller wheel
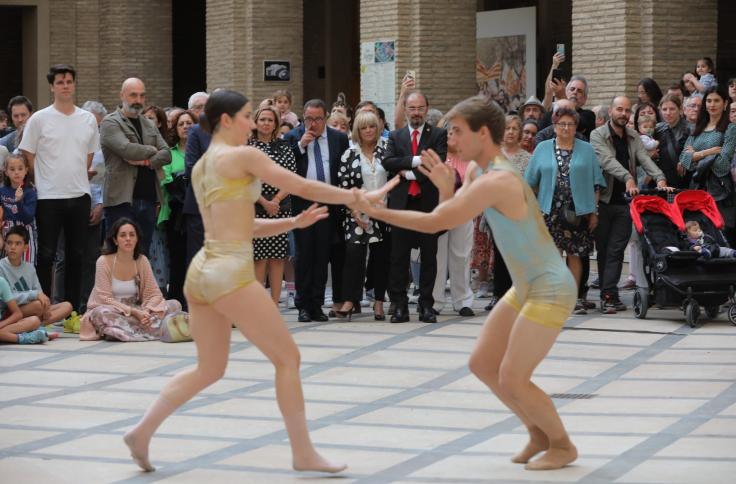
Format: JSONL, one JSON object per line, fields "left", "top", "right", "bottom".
{"left": 634, "top": 288, "right": 648, "bottom": 319}
{"left": 728, "top": 305, "right": 736, "bottom": 326}
{"left": 686, "top": 301, "right": 701, "bottom": 328}
{"left": 704, "top": 305, "right": 720, "bottom": 320}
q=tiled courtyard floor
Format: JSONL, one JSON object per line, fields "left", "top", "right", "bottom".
{"left": 1, "top": 292, "right": 736, "bottom": 483}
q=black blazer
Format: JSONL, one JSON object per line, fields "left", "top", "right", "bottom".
{"left": 382, "top": 124, "right": 447, "bottom": 212}
{"left": 283, "top": 125, "right": 349, "bottom": 230}
{"left": 182, "top": 123, "right": 211, "bottom": 216}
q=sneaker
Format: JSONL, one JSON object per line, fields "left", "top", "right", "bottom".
{"left": 573, "top": 299, "right": 588, "bottom": 315}
{"left": 475, "top": 282, "right": 490, "bottom": 299}
{"left": 287, "top": 292, "right": 296, "bottom": 309}
{"left": 619, "top": 279, "right": 636, "bottom": 290}
{"left": 63, "top": 311, "right": 80, "bottom": 334}
{"left": 600, "top": 295, "right": 617, "bottom": 314}
{"left": 591, "top": 277, "right": 600, "bottom": 289}
{"left": 613, "top": 298, "right": 627, "bottom": 312}
{"left": 484, "top": 295, "right": 499, "bottom": 311}
{"left": 18, "top": 329, "right": 49, "bottom": 344}
{"left": 581, "top": 299, "right": 597, "bottom": 310}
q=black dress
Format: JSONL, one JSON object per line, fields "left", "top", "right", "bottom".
{"left": 543, "top": 146, "right": 594, "bottom": 256}
{"left": 249, "top": 138, "right": 297, "bottom": 260}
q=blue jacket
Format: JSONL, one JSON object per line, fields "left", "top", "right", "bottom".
{"left": 524, "top": 138, "right": 606, "bottom": 216}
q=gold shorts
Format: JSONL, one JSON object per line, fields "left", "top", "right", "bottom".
{"left": 184, "top": 240, "right": 256, "bottom": 304}
{"left": 500, "top": 285, "right": 576, "bottom": 330}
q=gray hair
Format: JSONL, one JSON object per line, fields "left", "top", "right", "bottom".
{"left": 552, "top": 99, "right": 575, "bottom": 114}
{"left": 426, "top": 108, "right": 443, "bottom": 126}
{"left": 188, "top": 91, "right": 209, "bottom": 109}
{"left": 81, "top": 100, "right": 107, "bottom": 117}
{"left": 567, "top": 75, "right": 589, "bottom": 96}
{"left": 594, "top": 105, "right": 609, "bottom": 122}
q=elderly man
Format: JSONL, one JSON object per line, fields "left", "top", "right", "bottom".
{"left": 100, "top": 78, "right": 171, "bottom": 256}
{"left": 541, "top": 75, "right": 596, "bottom": 140}
{"left": 188, "top": 91, "right": 209, "bottom": 120}
{"left": 684, "top": 95, "right": 702, "bottom": 132}
{"left": 591, "top": 96, "right": 670, "bottom": 314}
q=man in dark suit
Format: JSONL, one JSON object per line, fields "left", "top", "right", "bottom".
{"left": 382, "top": 90, "right": 448, "bottom": 323}
{"left": 283, "top": 99, "right": 349, "bottom": 322}
{"left": 183, "top": 117, "right": 211, "bottom": 266}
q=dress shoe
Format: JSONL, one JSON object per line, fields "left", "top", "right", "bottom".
{"left": 391, "top": 305, "right": 410, "bottom": 323}
{"left": 297, "top": 309, "right": 312, "bottom": 322}
{"left": 328, "top": 310, "right": 337, "bottom": 318}
{"left": 419, "top": 308, "right": 437, "bottom": 324}
{"left": 458, "top": 306, "right": 475, "bottom": 317}
{"left": 387, "top": 302, "right": 396, "bottom": 315}
{"left": 310, "top": 310, "right": 329, "bottom": 322}
{"left": 374, "top": 301, "right": 386, "bottom": 321}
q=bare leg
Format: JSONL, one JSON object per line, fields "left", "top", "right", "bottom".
{"left": 43, "top": 302, "right": 73, "bottom": 325}
{"left": 499, "top": 317, "right": 576, "bottom": 470}
{"left": 2, "top": 316, "right": 42, "bottom": 333}
{"left": 254, "top": 259, "right": 268, "bottom": 286}
{"left": 20, "top": 301, "right": 45, "bottom": 319}
{"left": 468, "top": 300, "right": 547, "bottom": 463}
{"left": 124, "top": 299, "right": 232, "bottom": 472}
{"left": 216, "top": 282, "right": 346, "bottom": 473}
{"left": 267, "top": 259, "right": 285, "bottom": 305}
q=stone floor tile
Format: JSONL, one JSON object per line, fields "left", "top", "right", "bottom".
{"left": 398, "top": 390, "right": 510, "bottom": 411}
{"left": 622, "top": 362, "right": 736, "bottom": 380}
{"left": 0, "top": 349, "right": 59, "bottom": 367}
{"left": 349, "top": 406, "right": 510, "bottom": 430}
{"left": 0, "top": 456, "right": 136, "bottom": 483}
{"left": 292, "top": 330, "right": 395, "bottom": 347}
{"left": 691, "top": 417, "right": 736, "bottom": 436}
{"left": 654, "top": 436, "right": 736, "bottom": 459}
{"left": 548, "top": 343, "right": 642, "bottom": 360}
{"left": 249, "top": 383, "right": 403, "bottom": 403}
{"left": 349, "top": 348, "right": 469, "bottom": 369}
{"left": 151, "top": 414, "right": 283, "bottom": 439}
{"left": 0, "top": 369, "right": 119, "bottom": 387}
{"left": 187, "top": 397, "right": 351, "bottom": 420}
{"left": 36, "top": 353, "right": 174, "bottom": 373}
{"left": 560, "top": 397, "right": 707, "bottom": 415}
{"left": 467, "top": 433, "right": 647, "bottom": 457}
{"left": 304, "top": 366, "right": 443, "bottom": 387}
{"left": 309, "top": 423, "right": 467, "bottom": 450}
{"left": 596, "top": 379, "right": 731, "bottom": 398}
{"left": 156, "top": 468, "right": 354, "bottom": 483}
{"left": 648, "top": 348, "right": 736, "bottom": 363}
{"left": 2, "top": 404, "right": 128, "bottom": 430}
{"left": 0, "top": 385, "right": 58, "bottom": 402}
{"left": 0, "top": 428, "right": 59, "bottom": 450}
{"left": 616, "top": 459, "right": 736, "bottom": 483}
{"left": 390, "top": 335, "right": 477, "bottom": 352}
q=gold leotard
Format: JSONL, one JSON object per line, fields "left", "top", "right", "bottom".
{"left": 183, "top": 144, "right": 262, "bottom": 303}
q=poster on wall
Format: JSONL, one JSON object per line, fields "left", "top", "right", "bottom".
{"left": 476, "top": 8, "right": 536, "bottom": 114}
{"left": 360, "top": 40, "right": 396, "bottom": 129}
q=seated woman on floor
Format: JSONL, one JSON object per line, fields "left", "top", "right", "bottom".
{"left": 81, "top": 218, "right": 184, "bottom": 341}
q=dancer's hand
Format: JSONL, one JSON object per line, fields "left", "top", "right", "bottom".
{"left": 364, "top": 175, "right": 400, "bottom": 204}
{"left": 294, "top": 203, "right": 329, "bottom": 229}
{"left": 418, "top": 149, "right": 455, "bottom": 200}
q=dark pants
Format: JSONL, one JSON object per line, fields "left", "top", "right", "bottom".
{"left": 104, "top": 199, "right": 157, "bottom": 256}
{"left": 185, "top": 214, "right": 205, "bottom": 265}
{"left": 342, "top": 238, "right": 390, "bottom": 303}
{"left": 330, "top": 240, "right": 346, "bottom": 304}
{"left": 294, "top": 218, "right": 332, "bottom": 311}
{"left": 492, "top": 245, "right": 512, "bottom": 298}
{"left": 579, "top": 255, "right": 590, "bottom": 299}
{"left": 166, "top": 205, "right": 188, "bottom": 309}
{"left": 595, "top": 202, "right": 631, "bottom": 299}
{"left": 389, "top": 199, "right": 438, "bottom": 309}
{"left": 36, "top": 195, "right": 90, "bottom": 312}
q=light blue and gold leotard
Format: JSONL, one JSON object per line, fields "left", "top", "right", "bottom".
{"left": 482, "top": 157, "right": 576, "bottom": 329}
{"left": 183, "top": 144, "right": 262, "bottom": 303}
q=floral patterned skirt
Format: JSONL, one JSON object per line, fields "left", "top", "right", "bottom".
{"left": 471, "top": 216, "right": 494, "bottom": 272}
{"left": 543, "top": 191, "right": 594, "bottom": 256}
{"left": 85, "top": 299, "right": 182, "bottom": 342}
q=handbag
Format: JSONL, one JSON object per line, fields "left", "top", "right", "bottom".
{"left": 160, "top": 311, "right": 192, "bottom": 343}
{"left": 562, "top": 201, "right": 582, "bottom": 227}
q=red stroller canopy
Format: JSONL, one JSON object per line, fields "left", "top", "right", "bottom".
{"left": 630, "top": 195, "right": 685, "bottom": 234}
{"left": 673, "top": 190, "right": 724, "bottom": 230}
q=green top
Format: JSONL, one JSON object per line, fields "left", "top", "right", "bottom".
{"left": 157, "top": 145, "right": 186, "bottom": 225}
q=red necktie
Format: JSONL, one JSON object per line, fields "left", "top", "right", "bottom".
{"left": 408, "top": 129, "right": 421, "bottom": 197}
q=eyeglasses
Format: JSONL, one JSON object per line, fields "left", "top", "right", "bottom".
{"left": 554, "top": 122, "right": 576, "bottom": 129}
{"left": 304, "top": 116, "right": 325, "bottom": 123}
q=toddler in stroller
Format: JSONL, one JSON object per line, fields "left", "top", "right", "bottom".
{"left": 685, "top": 220, "right": 736, "bottom": 260}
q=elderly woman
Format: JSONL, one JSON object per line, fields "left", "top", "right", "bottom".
{"left": 503, "top": 115, "right": 531, "bottom": 173}
{"left": 249, "top": 105, "right": 297, "bottom": 305}
{"left": 334, "top": 111, "right": 390, "bottom": 320}
{"left": 525, "top": 107, "right": 606, "bottom": 311}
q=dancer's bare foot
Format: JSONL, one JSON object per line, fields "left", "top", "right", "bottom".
{"left": 124, "top": 431, "right": 155, "bottom": 472}
{"left": 511, "top": 426, "right": 549, "bottom": 464}
{"left": 524, "top": 442, "right": 577, "bottom": 470}
{"left": 293, "top": 452, "right": 347, "bottom": 474}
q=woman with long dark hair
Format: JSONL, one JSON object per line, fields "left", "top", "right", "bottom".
{"left": 637, "top": 78, "right": 663, "bottom": 108}
{"left": 123, "top": 90, "right": 394, "bottom": 474}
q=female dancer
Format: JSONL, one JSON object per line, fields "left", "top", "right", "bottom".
{"left": 356, "top": 95, "right": 578, "bottom": 470}
{"left": 124, "top": 90, "right": 395, "bottom": 473}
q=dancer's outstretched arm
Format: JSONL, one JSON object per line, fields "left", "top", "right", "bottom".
{"left": 253, "top": 204, "right": 328, "bottom": 238}
{"left": 232, "top": 146, "right": 397, "bottom": 207}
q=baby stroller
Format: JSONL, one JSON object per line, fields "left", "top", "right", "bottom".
{"left": 631, "top": 189, "right": 736, "bottom": 327}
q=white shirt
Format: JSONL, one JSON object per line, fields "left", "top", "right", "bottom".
{"left": 405, "top": 123, "right": 425, "bottom": 181}
{"left": 303, "top": 130, "right": 331, "bottom": 184}
{"left": 360, "top": 150, "right": 388, "bottom": 201}
{"left": 19, "top": 105, "right": 100, "bottom": 200}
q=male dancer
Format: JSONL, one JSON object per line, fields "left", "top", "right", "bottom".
{"left": 356, "top": 95, "right": 578, "bottom": 470}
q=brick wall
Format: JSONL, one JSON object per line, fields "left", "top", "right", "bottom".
{"left": 360, "top": 0, "right": 477, "bottom": 115}
{"left": 572, "top": 0, "right": 717, "bottom": 107}
{"left": 206, "top": 0, "right": 303, "bottom": 112}
{"left": 47, "top": 0, "right": 172, "bottom": 110}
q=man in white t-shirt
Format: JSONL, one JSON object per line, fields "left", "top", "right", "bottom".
{"left": 19, "top": 64, "right": 100, "bottom": 312}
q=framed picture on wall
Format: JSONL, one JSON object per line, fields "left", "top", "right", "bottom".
{"left": 476, "top": 7, "right": 536, "bottom": 114}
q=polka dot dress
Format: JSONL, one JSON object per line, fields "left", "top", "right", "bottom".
{"left": 249, "top": 139, "right": 296, "bottom": 261}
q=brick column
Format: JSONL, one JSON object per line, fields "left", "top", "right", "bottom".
{"left": 206, "top": 0, "right": 303, "bottom": 111}
{"left": 360, "top": 0, "right": 476, "bottom": 114}
{"left": 572, "top": 0, "right": 717, "bottom": 106}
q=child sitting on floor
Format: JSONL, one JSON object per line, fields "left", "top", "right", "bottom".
{"left": 0, "top": 226, "right": 73, "bottom": 326}
{"left": 685, "top": 220, "right": 736, "bottom": 259}
{"left": 0, "top": 271, "right": 58, "bottom": 344}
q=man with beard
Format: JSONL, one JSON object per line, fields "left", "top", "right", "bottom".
{"left": 100, "top": 78, "right": 171, "bottom": 256}
{"left": 590, "top": 96, "right": 669, "bottom": 313}
{"left": 19, "top": 65, "right": 100, "bottom": 312}
{"left": 382, "top": 90, "right": 448, "bottom": 323}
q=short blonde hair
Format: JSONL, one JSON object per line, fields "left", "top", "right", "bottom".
{"left": 251, "top": 105, "right": 281, "bottom": 141}
{"left": 351, "top": 111, "right": 379, "bottom": 147}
